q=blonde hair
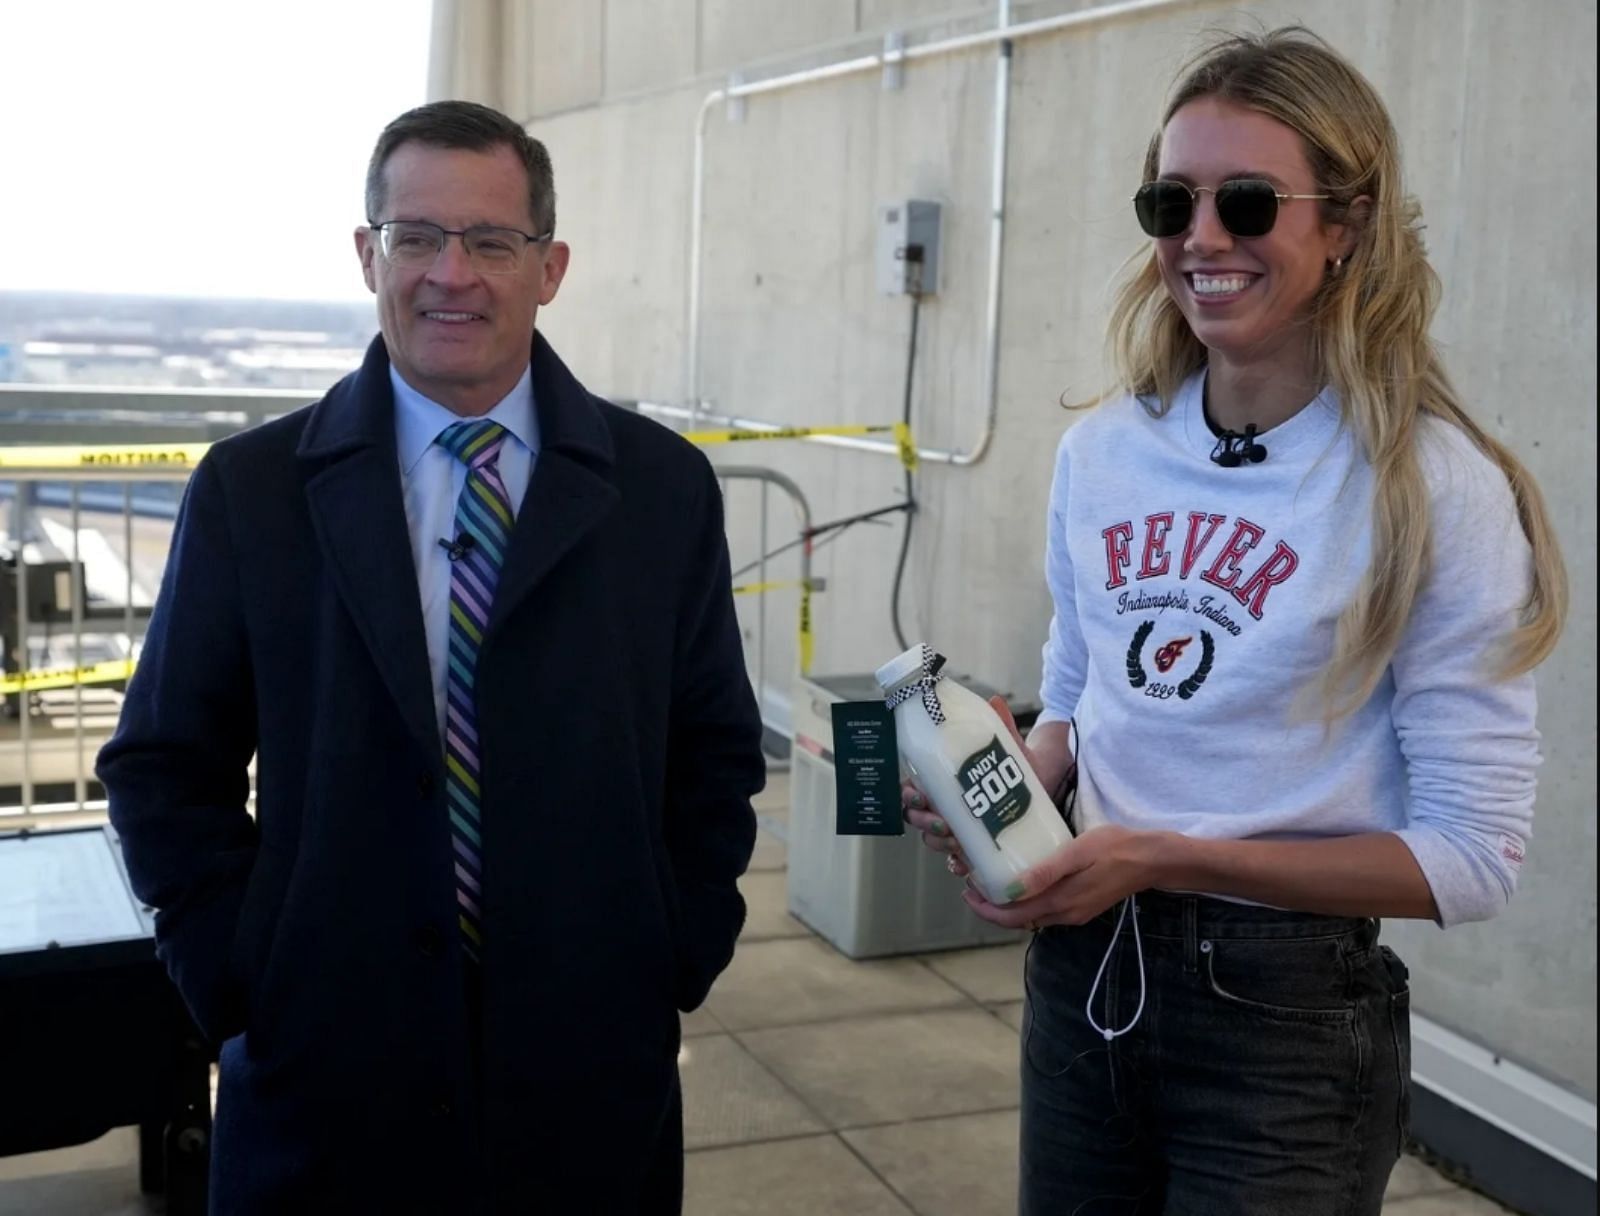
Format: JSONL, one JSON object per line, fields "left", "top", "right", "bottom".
{"left": 1103, "top": 26, "right": 1567, "bottom": 717}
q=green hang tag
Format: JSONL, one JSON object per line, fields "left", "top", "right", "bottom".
{"left": 957, "top": 736, "right": 1032, "bottom": 843}
{"left": 830, "top": 702, "right": 904, "bottom": 836}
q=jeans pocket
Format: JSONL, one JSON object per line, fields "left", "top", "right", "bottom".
{"left": 1022, "top": 938, "right": 1065, "bottom": 1078}
{"left": 1202, "top": 937, "right": 1357, "bottom": 1023}
{"left": 1022, "top": 930, "right": 1103, "bottom": 1079}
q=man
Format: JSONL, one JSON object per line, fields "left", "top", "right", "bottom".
{"left": 98, "top": 100, "right": 764, "bottom": 1213}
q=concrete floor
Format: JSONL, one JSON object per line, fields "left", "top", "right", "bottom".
{"left": 0, "top": 772, "right": 1515, "bottom": 1215}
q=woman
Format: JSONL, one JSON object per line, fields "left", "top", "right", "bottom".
{"left": 903, "top": 26, "right": 1567, "bottom": 1215}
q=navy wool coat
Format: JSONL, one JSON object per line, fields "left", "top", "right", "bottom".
{"left": 98, "top": 333, "right": 765, "bottom": 1213}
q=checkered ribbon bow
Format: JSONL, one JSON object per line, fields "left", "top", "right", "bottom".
{"left": 885, "top": 644, "right": 948, "bottom": 724}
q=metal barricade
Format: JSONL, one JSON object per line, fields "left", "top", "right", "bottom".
{"left": 0, "top": 384, "right": 293, "bottom": 830}
{"left": 3, "top": 455, "right": 818, "bottom": 823}
{"left": 714, "top": 465, "right": 819, "bottom": 765}
{"left": 2, "top": 465, "right": 191, "bottom": 830}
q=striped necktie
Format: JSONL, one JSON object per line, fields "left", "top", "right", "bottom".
{"left": 436, "top": 419, "right": 514, "bottom": 961}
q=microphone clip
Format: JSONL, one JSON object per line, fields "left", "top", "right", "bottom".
{"left": 1210, "top": 424, "right": 1268, "bottom": 467}
{"left": 438, "top": 534, "right": 476, "bottom": 562}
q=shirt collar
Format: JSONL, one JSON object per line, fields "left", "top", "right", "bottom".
{"left": 391, "top": 363, "right": 540, "bottom": 476}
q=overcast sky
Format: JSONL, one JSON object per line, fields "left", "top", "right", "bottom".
{"left": 1, "top": 0, "right": 432, "bottom": 302}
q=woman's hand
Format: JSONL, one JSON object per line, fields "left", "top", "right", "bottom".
{"left": 902, "top": 779, "right": 973, "bottom": 877}
{"left": 960, "top": 825, "right": 1179, "bottom": 930}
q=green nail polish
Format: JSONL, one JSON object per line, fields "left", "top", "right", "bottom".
{"left": 1004, "top": 881, "right": 1027, "bottom": 901}
{"left": 931, "top": 819, "right": 948, "bottom": 836}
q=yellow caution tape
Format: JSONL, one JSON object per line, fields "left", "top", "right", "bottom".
{"left": 893, "top": 421, "right": 918, "bottom": 471}
{"left": 0, "top": 658, "right": 138, "bottom": 697}
{"left": 0, "top": 444, "right": 211, "bottom": 470}
{"left": 683, "top": 422, "right": 918, "bottom": 471}
{"left": 682, "top": 422, "right": 894, "bottom": 444}
{"left": 730, "top": 579, "right": 810, "bottom": 597}
{"left": 3, "top": 424, "right": 923, "bottom": 473}
{"left": 798, "top": 580, "right": 814, "bottom": 676}
{"left": 730, "top": 579, "right": 816, "bottom": 675}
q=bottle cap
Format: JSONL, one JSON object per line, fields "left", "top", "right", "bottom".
{"left": 875, "top": 643, "right": 933, "bottom": 692}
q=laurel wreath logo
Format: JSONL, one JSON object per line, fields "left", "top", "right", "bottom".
{"left": 1178, "top": 632, "right": 1215, "bottom": 699}
{"left": 1126, "top": 621, "right": 1215, "bottom": 699}
{"left": 1126, "top": 621, "right": 1154, "bottom": 688}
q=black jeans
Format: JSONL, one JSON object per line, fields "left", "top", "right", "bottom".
{"left": 1020, "top": 891, "right": 1411, "bottom": 1215}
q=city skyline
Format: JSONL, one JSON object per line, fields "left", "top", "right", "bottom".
{"left": 0, "top": 289, "right": 376, "bottom": 391}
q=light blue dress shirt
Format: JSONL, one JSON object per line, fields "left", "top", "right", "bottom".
{"left": 391, "top": 364, "right": 538, "bottom": 745}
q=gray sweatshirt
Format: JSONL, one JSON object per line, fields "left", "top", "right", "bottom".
{"left": 1036, "top": 371, "right": 1538, "bottom": 927}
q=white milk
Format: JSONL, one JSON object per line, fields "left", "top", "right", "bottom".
{"left": 876, "top": 644, "right": 1073, "bottom": 905}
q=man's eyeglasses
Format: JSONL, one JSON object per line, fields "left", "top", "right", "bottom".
{"left": 1132, "top": 178, "right": 1330, "bottom": 240}
{"left": 368, "top": 219, "right": 554, "bottom": 275}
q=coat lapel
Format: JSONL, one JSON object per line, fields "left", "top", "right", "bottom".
{"left": 485, "top": 333, "right": 619, "bottom": 640}
{"left": 293, "top": 333, "right": 620, "bottom": 741}
{"left": 298, "top": 338, "right": 439, "bottom": 756}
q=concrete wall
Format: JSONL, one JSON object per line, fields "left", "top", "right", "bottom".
{"left": 443, "top": 0, "right": 1597, "bottom": 1102}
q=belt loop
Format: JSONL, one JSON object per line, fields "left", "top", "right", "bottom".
{"left": 1183, "top": 896, "right": 1199, "bottom": 974}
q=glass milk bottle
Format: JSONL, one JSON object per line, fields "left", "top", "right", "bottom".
{"left": 876, "top": 644, "right": 1073, "bottom": 904}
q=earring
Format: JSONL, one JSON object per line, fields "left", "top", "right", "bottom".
{"left": 1331, "top": 256, "right": 1345, "bottom": 273}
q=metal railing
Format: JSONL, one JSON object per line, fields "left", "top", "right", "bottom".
{"left": 715, "top": 465, "right": 818, "bottom": 765}
{"left": 2, "top": 474, "right": 180, "bottom": 830}
{"left": 0, "top": 392, "right": 819, "bottom": 823}
{"left": 1, "top": 386, "right": 281, "bottom": 830}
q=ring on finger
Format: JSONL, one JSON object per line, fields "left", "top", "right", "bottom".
{"left": 946, "top": 854, "right": 960, "bottom": 874}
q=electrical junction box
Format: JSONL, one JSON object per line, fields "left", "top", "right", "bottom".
{"left": 876, "top": 199, "right": 942, "bottom": 296}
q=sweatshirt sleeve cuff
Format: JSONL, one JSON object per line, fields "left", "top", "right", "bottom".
{"left": 1393, "top": 823, "right": 1518, "bottom": 929}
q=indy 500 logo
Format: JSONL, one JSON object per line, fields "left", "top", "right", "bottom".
{"left": 957, "top": 739, "right": 1032, "bottom": 842}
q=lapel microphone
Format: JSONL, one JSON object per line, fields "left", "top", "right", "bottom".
{"left": 1210, "top": 424, "right": 1268, "bottom": 467}
{"left": 438, "top": 534, "right": 476, "bottom": 562}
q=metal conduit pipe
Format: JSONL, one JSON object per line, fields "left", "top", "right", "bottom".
{"left": 973, "top": 0, "right": 1014, "bottom": 469}
{"left": 685, "top": 0, "right": 1198, "bottom": 464}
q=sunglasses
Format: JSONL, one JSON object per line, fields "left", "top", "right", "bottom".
{"left": 1133, "top": 178, "right": 1331, "bottom": 239}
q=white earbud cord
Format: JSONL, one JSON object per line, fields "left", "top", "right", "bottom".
{"left": 1084, "top": 893, "right": 1146, "bottom": 1041}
